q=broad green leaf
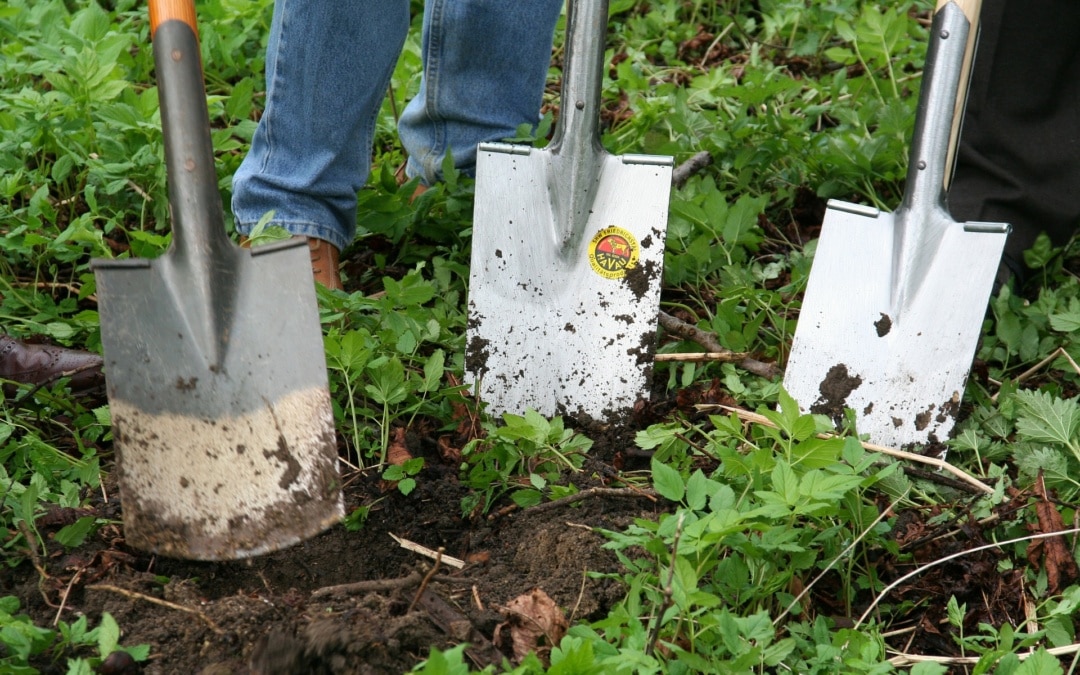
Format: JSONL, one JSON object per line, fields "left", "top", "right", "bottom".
{"left": 1014, "top": 390, "right": 1080, "bottom": 447}
{"left": 1049, "top": 297, "right": 1080, "bottom": 333}
{"left": 96, "top": 613, "right": 120, "bottom": 656}
{"left": 651, "top": 458, "right": 684, "bottom": 503}
{"left": 55, "top": 516, "right": 96, "bottom": 548}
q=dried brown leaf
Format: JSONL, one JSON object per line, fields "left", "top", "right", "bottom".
{"left": 493, "top": 588, "right": 568, "bottom": 664}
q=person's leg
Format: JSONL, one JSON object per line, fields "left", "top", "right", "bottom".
{"left": 398, "top": 0, "right": 563, "bottom": 185}
{"left": 948, "top": 0, "right": 1080, "bottom": 282}
{"left": 232, "top": 0, "right": 410, "bottom": 259}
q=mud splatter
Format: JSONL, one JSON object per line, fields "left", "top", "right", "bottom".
{"left": 465, "top": 335, "right": 491, "bottom": 379}
{"left": 810, "top": 363, "right": 863, "bottom": 425}
{"left": 874, "top": 313, "right": 892, "bottom": 337}
{"left": 622, "top": 259, "right": 658, "bottom": 300}
{"left": 914, "top": 403, "right": 935, "bottom": 431}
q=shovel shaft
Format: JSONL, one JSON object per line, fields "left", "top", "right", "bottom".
{"left": 150, "top": 0, "right": 234, "bottom": 259}
{"left": 546, "top": 0, "right": 611, "bottom": 248}
{"left": 900, "top": 1, "right": 979, "bottom": 214}
{"left": 550, "top": 0, "right": 608, "bottom": 154}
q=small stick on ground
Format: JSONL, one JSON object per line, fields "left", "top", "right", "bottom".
{"left": 671, "top": 151, "right": 713, "bottom": 189}
{"left": 407, "top": 549, "right": 444, "bottom": 614}
{"left": 854, "top": 526, "right": 1080, "bottom": 629}
{"left": 991, "top": 346, "right": 1080, "bottom": 402}
{"left": 658, "top": 311, "right": 780, "bottom": 379}
{"left": 17, "top": 521, "right": 56, "bottom": 609}
{"left": 88, "top": 584, "right": 225, "bottom": 635}
{"left": 311, "top": 571, "right": 422, "bottom": 600}
{"left": 54, "top": 569, "right": 84, "bottom": 626}
{"left": 524, "top": 486, "right": 658, "bottom": 517}
{"left": 645, "top": 513, "right": 684, "bottom": 658}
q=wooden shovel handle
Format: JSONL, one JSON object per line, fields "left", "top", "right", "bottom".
{"left": 149, "top": 0, "right": 198, "bottom": 39}
{"left": 936, "top": 0, "right": 982, "bottom": 187}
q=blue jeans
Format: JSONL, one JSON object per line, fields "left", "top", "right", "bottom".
{"left": 232, "top": 0, "right": 562, "bottom": 252}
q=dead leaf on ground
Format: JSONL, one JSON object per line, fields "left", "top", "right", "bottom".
{"left": 493, "top": 588, "right": 568, "bottom": 664}
{"left": 437, "top": 435, "right": 462, "bottom": 463}
{"left": 1027, "top": 473, "right": 1079, "bottom": 593}
{"left": 386, "top": 427, "right": 412, "bottom": 466}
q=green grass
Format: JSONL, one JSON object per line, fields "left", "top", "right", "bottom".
{"left": 3, "top": 0, "right": 1080, "bottom": 672}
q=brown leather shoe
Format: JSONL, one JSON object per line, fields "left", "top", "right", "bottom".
{"left": 0, "top": 334, "right": 104, "bottom": 394}
{"left": 308, "top": 237, "right": 343, "bottom": 291}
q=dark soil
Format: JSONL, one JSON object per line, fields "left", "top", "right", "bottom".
{"left": 4, "top": 445, "right": 660, "bottom": 674}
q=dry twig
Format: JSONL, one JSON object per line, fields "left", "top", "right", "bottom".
{"left": 311, "top": 571, "right": 422, "bottom": 600}
{"left": 855, "top": 527, "right": 1080, "bottom": 629}
{"left": 645, "top": 513, "right": 684, "bottom": 658}
{"left": 655, "top": 351, "right": 750, "bottom": 363}
{"left": 708, "top": 404, "right": 995, "bottom": 495}
{"left": 990, "top": 346, "right": 1080, "bottom": 402}
{"left": 389, "top": 533, "right": 466, "bottom": 568}
{"left": 524, "top": 486, "right": 658, "bottom": 517}
{"left": 88, "top": 583, "right": 225, "bottom": 635}
{"left": 407, "top": 549, "right": 444, "bottom": 614}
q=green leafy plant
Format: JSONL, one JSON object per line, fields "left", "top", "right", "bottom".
{"left": 460, "top": 410, "right": 592, "bottom": 516}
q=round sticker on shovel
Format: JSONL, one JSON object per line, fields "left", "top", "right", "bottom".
{"left": 588, "top": 226, "right": 639, "bottom": 280}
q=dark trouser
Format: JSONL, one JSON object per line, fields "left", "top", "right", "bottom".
{"left": 947, "top": 0, "right": 1080, "bottom": 276}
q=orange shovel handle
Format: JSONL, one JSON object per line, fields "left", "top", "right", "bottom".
{"left": 149, "top": 0, "right": 199, "bottom": 39}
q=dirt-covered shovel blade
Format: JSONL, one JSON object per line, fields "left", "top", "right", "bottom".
{"left": 465, "top": 0, "right": 672, "bottom": 420}
{"left": 90, "top": 0, "right": 342, "bottom": 561}
{"left": 784, "top": 0, "right": 1008, "bottom": 448}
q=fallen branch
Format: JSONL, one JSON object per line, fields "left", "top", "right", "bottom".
{"left": 524, "top": 486, "right": 658, "bottom": 517}
{"left": 707, "top": 404, "right": 995, "bottom": 495}
{"left": 658, "top": 311, "right": 780, "bottom": 379}
{"left": 310, "top": 572, "right": 471, "bottom": 600}
{"left": 671, "top": 151, "right": 713, "bottom": 189}
{"left": 88, "top": 583, "right": 225, "bottom": 635}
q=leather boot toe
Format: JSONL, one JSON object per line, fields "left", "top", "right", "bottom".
{"left": 0, "top": 335, "right": 104, "bottom": 394}
{"left": 307, "top": 237, "right": 343, "bottom": 291}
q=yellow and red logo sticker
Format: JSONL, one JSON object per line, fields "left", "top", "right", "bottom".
{"left": 588, "top": 226, "right": 639, "bottom": 279}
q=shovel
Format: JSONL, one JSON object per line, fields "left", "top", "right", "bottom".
{"left": 465, "top": 0, "right": 673, "bottom": 421}
{"left": 783, "top": 0, "right": 1008, "bottom": 448}
{"left": 90, "top": 0, "right": 342, "bottom": 560}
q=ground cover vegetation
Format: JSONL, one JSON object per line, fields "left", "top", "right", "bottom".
{"left": 3, "top": 0, "right": 1080, "bottom": 672}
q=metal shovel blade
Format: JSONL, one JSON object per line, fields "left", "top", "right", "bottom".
{"left": 783, "top": 1, "right": 1007, "bottom": 448}
{"left": 465, "top": 0, "right": 672, "bottom": 420}
{"left": 90, "top": 5, "right": 342, "bottom": 560}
